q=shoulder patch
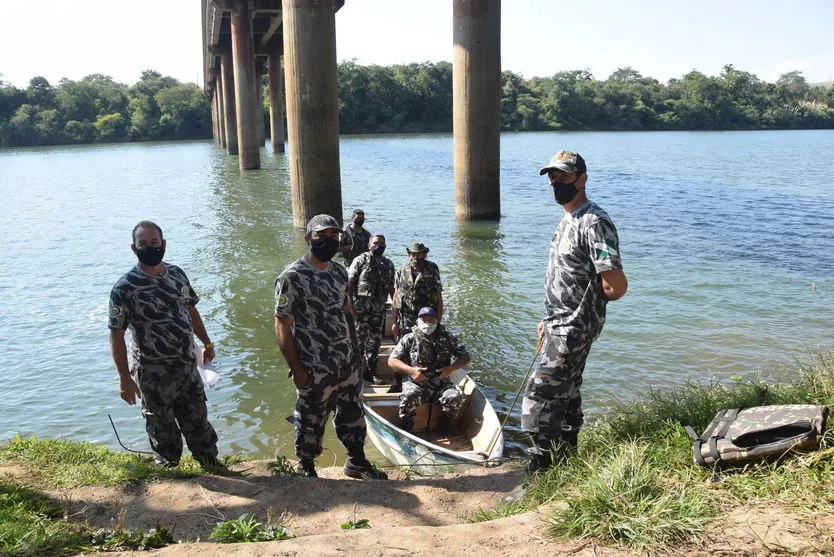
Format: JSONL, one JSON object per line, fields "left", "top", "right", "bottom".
{"left": 276, "top": 294, "right": 289, "bottom": 308}
{"left": 110, "top": 305, "right": 121, "bottom": 317}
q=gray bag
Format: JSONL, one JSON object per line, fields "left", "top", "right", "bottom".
{"left": 685, "top": 404, "right": 828, "bottom": 467}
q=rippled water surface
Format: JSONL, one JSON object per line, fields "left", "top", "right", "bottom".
{"left": 1, "top": 130, "right": 832, "bottom": 459}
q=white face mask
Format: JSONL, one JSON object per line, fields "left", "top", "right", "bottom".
{"left": 417, "top": 321, "right": 437, "bottom": 335}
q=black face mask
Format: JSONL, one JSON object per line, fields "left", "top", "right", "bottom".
{"left": 370, "top": 245, "right": 386, "bottom": 257}
{"left": 353, "top": 218, "right": 365, "bottom": 227}
{"left": 135, "top": 246, "right": 165, "bottom": 267}
{"left": 551, "top": 179, "right": 580, "bottom": 205}
{"left": 310, "top": 237, "right": 340, "bottom": 262}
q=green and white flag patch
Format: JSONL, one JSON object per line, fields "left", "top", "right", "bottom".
{"left": 593, "top": 241, "right": 617, "bottom": 260}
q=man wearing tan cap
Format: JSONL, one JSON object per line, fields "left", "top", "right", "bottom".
{"left": 521, "top": 150, "right": 628, "bottom": 474}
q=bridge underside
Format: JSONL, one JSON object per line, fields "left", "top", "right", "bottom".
{"left": 202, "top": 0, "right": 500, "bottom": 226}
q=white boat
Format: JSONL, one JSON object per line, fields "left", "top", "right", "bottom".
{"left": 361, "top": 320, "right": 504, "bottom": 475}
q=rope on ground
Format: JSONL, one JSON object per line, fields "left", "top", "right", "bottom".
{"left": 483, "top": 335, "right": 545, "bottom": 458}
{"left": 108, "top": 414, "right": 155, "bottom": 455}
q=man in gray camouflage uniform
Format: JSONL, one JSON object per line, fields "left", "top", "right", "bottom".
{"left": 339, "top": 208, "right": 372, "bottom": 267}
{"left": 274, "top": 214, "right": 387, "bottom": 480}
{"left": 348, "top": 234, "right": 396, "bottom": 385}
{"left": 387, "top": 307, "right": 470, "bottom": 431}
{"left": 109, "top": 220, "right": 221, "bottom": 469}
{"left": 521, "top": 150, "right": 629, "bottom": 474}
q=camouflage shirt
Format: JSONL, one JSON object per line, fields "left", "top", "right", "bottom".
{"left": 340, "top": 224, "right": 371, "bottom": 266}
{"left": 108, "top": 263, "right": 198, "bottom": 365}
{"left": 348, "top": 252, "right": 395, "bottom": 313}
{"left": 274, "top": 256, "right": 353, "bottom": 374}
{"left": 391, "top": 324, "right": 468, "bottom": 371}
{"left": 394, "top": 260, "right": 442, "bottom": 313}
{"left": 545, "top": 200, "right": 622, "bottom": 334}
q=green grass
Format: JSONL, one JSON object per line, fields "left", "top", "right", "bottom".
{"left": 473, "top": 350, "right": 834, "bottom": 550}
{"left": 209, "top": 513, "right": 293, "bottom": 543}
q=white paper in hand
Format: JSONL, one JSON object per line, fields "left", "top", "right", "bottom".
{"left": 192, "top": 342, "right": 221, "bottom": 388}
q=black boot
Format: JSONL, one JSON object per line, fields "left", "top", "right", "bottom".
{"left": 344, "top": 450, "right": 388, "bottom": 480}
{"left": 296, "top": 458, "right": 317, "bottom": 477}
{"left": 386, "top": 375, "right": 403, "bottom": 393}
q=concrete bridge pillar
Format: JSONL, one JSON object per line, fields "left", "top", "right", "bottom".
{"left": 220, "top": 49, "right": 239, "bottom": 155}
{"left": 211, "top": 85, "right": 219, "bottom": 144}
{"left": 255, "top": 58, "right": 266, "bottom": 147}
{"left": 268, "top": 45, "right": 285, "bottom": 153}
{"left": 282, "top": 0, "right": 342, "bottom": 228}
{"left": 217, "top": 77, "right": 228, "bottom": 148}
{"left": 231, "top": 0, "right": 261, "bottom": 170}
{"left": 453, "top": 0, "right": 502, "bottom": 220}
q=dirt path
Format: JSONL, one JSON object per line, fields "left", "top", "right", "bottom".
{"left": 30, "top": 461, "right": 833, "bottom": 556}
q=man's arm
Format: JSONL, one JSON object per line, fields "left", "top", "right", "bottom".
{"left": 436, "top": 290, "right": 444, "bottom": 320}
{"left": 109, "top": 328, "right": 141, "bottom": 405}
{"left": 274, "top": 316, "right": 308, "bottom": 388}
{"left": 439, "top": 353, "right": 470, "bottom": 380}
{"left": 600, "top": 269, "right": 628, "bottom": 301}
{"left": 391, "top": 286, "right": 400, "bottom": 336}
{"left": 387, "top": 354, "right": 428, "bottom": 382}
{"left": 188, "top": 306, "right": 215, "bottom": 362}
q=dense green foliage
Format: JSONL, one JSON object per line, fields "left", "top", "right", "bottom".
{"left": 0, "top": 70, "right": 211, "bottom": 147}
{"left": 2, "top": 63, "right": 833, "bottom": 147}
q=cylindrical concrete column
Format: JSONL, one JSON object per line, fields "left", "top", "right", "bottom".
{"left": 453, "top": 0, "right": 501, "bottom": 220}
{"left": 231, "top": 0, "right": 261, "bottom": 170}
{"left": 217, "top": 75, "right": 227, "bottom": 148}
{"left": 211, "top": 85, "right": 219, "bottom": 144}
{"left": 221, "top": 50, "right": 239, "bottom": 155}
{"left": 255, "top": 58, "right": 266, "bottom": 146}
{"left": 268, "top": 47, "right": 285, "bottom": 153}
{"left": 282, "top": 0, "right": 342, "bottom": 228}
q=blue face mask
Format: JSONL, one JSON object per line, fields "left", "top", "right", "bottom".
{"left": 551, "top": 179, "right": 579, "bottom": 205}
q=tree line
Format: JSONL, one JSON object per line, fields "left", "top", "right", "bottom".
{"left": 2, "top": 63, "right": 833, "bottom": 147}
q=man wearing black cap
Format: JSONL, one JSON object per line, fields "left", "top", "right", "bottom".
{"left": 274, "top": 214, "right": 387, "bottom": 480}
{"left": 339, "top": 209, "right": 371, "bottom": 267}
{"left": 521, "top": 149, "right": 628, "bottom": 474}
{"left": 387, "top": 307, "right": 469, "bottom": 432}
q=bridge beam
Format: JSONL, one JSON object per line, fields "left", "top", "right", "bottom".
{"left": 453, "top": 0, "right": 502, "bottom": 220}
{"left": 282, "top": 0, "right": 342, "bottom": 227}
{"left": 267, "top": 44, "right": 285, "bottom": 153}
{"left": 231, "top": 0, "right": 261, "bottom": 169}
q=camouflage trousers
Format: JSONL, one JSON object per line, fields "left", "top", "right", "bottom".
{"left": 520, "top": 329, "right": 598, "bottom": 456}
{"left": 398, "top": 378, "right": 463, "bottom": 429}
{"left": 133, "top": 361, "right": 218, "bottom": 465}
{"left": 356, "top": 307, "right": 385, "bottom": 380}
{"left": 289, "top": 364, "right": 367, "bottom": 461}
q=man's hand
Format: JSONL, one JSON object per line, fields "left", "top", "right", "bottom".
{"left": 537, "top": 321, "right": 545, "bottom": 339}
{"left": 292, "top": 368, "right": 308, "bottom": 389}
{"left": 391, "top": 322, "right": 399, "bottom": 337}
{"left": 409, "top": 366, "right": 428, "bottom": 382}
{"left": 438, "top": 367, "right": 453, "bottom": 380}
{"left": 202, "top": 345, "right": 216, "bottom": 363}
{"left": 120, "top": 376, "right": 141, "bottom": 405}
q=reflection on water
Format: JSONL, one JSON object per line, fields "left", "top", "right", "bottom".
{"left": 1, "top": 131, "right": 833, "bottom": 462}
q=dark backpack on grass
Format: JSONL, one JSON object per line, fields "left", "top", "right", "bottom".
{"left": 685, "top": 404, "right": 828, "bottom": 467}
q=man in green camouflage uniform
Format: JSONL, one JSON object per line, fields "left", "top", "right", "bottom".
{"left": 339, "top": 208, "right": 371, "bottom": 267}
{"left": 108, "top": 220, "right": 220, "bottom": 469}
{"left": 274, "top": 214, "right": 387, "bottom": 480}
{"left": 348, "top": 234, "right": 396, "bottom": 384}
{"left": 521, "top": 150, "right": 628, "bottom": 474}
{"left": 387, "top": 307, "right": 470, "bottom": 431}
{"left": 392, "top": 242, "right": 443, "bottom": 339}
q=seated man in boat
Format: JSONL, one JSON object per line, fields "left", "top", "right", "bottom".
{"left": 387, "top": 307, "right": 470, "bottom": 431}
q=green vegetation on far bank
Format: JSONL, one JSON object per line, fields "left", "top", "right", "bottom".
{"left": 2, "top": 62, "right": 834, "bottom": 149}
{"left": 474, "top": 351, "right": 834, "bottom": 551}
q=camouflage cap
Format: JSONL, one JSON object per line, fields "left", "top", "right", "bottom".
{"left": 539, "top": 150, "right": 587, "bottom": 175}
{"left": 352, "top": 208, "right": 365, "bottom": 216}
{"left": 305, "top": 214, "right": 341, "bottom": 234}
{"left": 407, "top": 241, "right": 429, "bottom": 253}
{"left": 418, "top": 307, "right": 437, "bottom": 318}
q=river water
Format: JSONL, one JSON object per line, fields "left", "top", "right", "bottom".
{"left": 1, "top": 130, "right": 832, "bottom": 459}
